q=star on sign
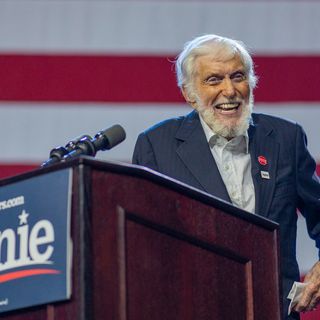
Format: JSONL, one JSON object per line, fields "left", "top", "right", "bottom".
{"left": 18, "top": 210, "right": 29, "bottom": 225}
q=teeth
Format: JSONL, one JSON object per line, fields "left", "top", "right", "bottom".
{"left": 216, "top": 103, "right": 240, "bottom": 110}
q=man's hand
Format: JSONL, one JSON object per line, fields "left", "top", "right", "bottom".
{"left": 293, "top": 261, "right": 320, "bottom": 312}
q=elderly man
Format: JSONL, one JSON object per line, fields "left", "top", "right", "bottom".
{"left": 132, "top": 34, "right": 320, "bottom": 319}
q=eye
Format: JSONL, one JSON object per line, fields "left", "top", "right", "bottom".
{"left": 231, "top": 72, "right": 246, "bottom": 82}
{"left": 204, "top": 76, "right": 222, "bottom": 85}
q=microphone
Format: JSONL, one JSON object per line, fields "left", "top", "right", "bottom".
{"left": 63, "top": 125, "right": 126, "bottom": 160}
{"left": 41, "top": 134, "right": 92, "bottom": 167}
{"left": 93, "top": 124, "right": 127, "bottom": 151}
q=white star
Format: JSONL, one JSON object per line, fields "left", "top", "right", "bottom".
{"left": 18, "top": 210, "right": 29, "bottom": 225}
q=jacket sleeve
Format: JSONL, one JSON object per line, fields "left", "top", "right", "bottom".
{"left": 132, "top": 132, "right": 159, "bottom": 171}
{"left": 295, "top": 124, "right": 320, "bottom": 256}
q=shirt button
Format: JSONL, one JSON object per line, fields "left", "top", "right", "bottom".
{"left": 224, "top": 164, "right": 230, "bottom": 171}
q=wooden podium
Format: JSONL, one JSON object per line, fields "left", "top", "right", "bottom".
{"left": 0, "top": 157, "right": 281, "bottom": 320}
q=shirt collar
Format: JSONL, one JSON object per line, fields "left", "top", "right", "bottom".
{"left": 199, "top": 113, "right": 249, "bottom": 153}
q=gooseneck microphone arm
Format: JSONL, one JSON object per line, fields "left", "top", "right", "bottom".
{"left": 43, "top": 146, "right": 68, "bottom": 167}
{"left": 63, "top": 124, "right": 126, "bottom": 160}
{"left": 41, "top": 125, "right": 126, "bottom": 167}
{"left": 63, "top": 136, "right": 96, "bottom": 160}
{"left": 41, "top": 135, "right": 92, "bottom": 167}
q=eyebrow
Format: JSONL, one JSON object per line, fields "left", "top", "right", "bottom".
{"left": 204, "top": 69, "right": 246, "bottom": 80}
{"left": 204, "top": 72, "right": 223, "bottom": 79}
{"left": 230, "top": 69, "right": 246, "bottom": 76}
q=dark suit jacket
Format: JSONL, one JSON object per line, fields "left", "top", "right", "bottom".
{"left": 132, "top": 110, "right": 320, "bottom": 320}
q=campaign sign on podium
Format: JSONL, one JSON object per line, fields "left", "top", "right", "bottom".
{"left": 0, "top": 168, "right": 72, "bottom": 313}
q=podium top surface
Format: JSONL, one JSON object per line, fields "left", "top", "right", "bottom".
{"left": 0, "top": 156, "right": 278, "bottom": 231}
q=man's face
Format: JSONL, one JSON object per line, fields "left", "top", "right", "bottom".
{"left": 184, "top": 53, "right": 252, "bottom": 138}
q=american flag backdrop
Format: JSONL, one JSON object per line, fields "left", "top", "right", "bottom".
{"left": 0, "top": 1, "right": 319, "bottom": 317}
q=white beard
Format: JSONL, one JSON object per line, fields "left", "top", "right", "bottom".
{"left": 196, "top": 94, "right": 253, "bottom": 139}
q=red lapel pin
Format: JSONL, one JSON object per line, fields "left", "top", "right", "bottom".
{"left": 258, "top": 155, "right": 268, "bottom": 166}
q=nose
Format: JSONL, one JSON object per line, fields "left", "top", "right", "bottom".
{"left": 222, "top": 77, "right": 236, "bottom": 98}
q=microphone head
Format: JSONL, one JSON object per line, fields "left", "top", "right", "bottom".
{"left": 94, "top": 124, "right": 126, "bottom": 151}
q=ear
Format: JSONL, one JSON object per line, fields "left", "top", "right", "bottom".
{"left": 182, "top": 86, "right": 197, "bottom": 108}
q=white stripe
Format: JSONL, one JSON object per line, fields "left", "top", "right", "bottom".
{"left": 297, "top": 214, "right": 318, "bottom": 274}
{"left": 0, "top": 103, "right": 189, "bottom": 163}
{"left": 0, "top": 103, "right": 319, "bottom": 163}
{"left": 0, "top": 1, "right": 319, "bottom": 54}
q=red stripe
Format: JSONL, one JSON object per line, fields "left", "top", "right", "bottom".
{"left": 0, "top": 269, "right": 60, "bottom": 283}
{"left": 254, "top": 56, "right": 320, "bottom": 103}
{"left": 0, "top": 54, "right": 318, "bottom": 103}
{"left": 0, "top": 164, "right": 38, "bottom": 179}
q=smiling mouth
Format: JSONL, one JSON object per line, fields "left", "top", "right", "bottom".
{"left": 214, "top": 102, "right": 241, "bottom": 115}
{"left": 215, "top": 102, "right": 241, "bottom": 111}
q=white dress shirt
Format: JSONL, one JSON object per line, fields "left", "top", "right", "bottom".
{"left": 199, "top": 115, "right": 255, "bottom": 213}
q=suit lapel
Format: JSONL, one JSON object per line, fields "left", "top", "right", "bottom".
{"left": 175, "top": 111, "right": 231, "bottom": 202}
{"left": 249, "top": 118, "right": 279, "bottom": 218}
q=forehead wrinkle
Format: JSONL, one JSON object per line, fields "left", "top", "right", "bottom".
{"left": 195, "top": 55, "right": 246, "bottom": 79}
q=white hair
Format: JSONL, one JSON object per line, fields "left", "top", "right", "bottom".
{"left": 175, "top": 34, "right": 258, "bottom": 93}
